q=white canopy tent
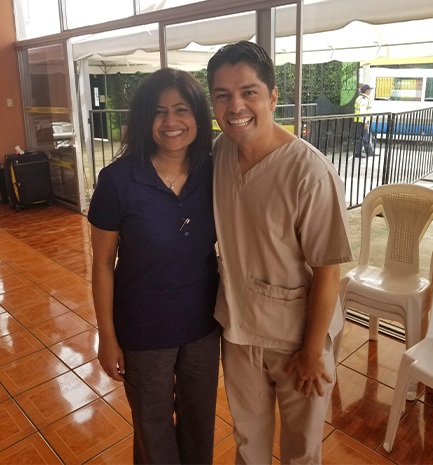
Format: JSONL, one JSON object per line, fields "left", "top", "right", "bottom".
{"left": 277, "top": 19, "right": 433, "bottom": 65}
{"left": 72, "top": 0, "right": 433, "bottom": 73}
{"left": 74, "top": 18, "right": 433, "bottom": 74}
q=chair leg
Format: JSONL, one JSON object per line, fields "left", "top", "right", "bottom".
{"left": 383, "top": 356, "right": 413, "bottom": 453}
{"left": 406, "top": 380, "right": 418, "bottom": 401}
{"left": 333, "top": 300, "right": 347, "bottom": 362}
{"left": 369, "top": 316, "right": 379, "bottom": 341}
{"left": 333, "top": 330, "right": 342, "bottom": 363}
{"left": 404, "top": 320, "right": 422, "bottom": 400}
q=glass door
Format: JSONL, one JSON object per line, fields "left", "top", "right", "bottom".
{"left": 18, "top": 41, "right": 86, "bottom": 211}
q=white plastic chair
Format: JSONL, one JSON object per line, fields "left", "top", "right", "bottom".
{"left": 337, "top": 184, "right": 433, "bottom": 398}
{"left": 383, "top": 311, "right": 433, "bottom": 452}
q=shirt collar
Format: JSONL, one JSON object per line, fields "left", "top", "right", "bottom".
{"left": 131, "top": 153, "right": 212, "bottom": 189}
{"left": 132, "top": 156, "right": 159, "bottom": 186}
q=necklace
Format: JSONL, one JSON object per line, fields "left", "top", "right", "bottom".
{"left": 161, "top": 171, "right": 182, "bottom": 191}
{"left": 152, "top": 157, "right": 185, "bottom": 191}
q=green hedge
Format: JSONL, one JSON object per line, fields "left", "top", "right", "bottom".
{"left": 104, "top": 61, "right": 359, "bottom": 110}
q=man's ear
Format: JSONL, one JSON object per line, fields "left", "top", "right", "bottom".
{"left": 271, "top": 87, "right": 278, "bottom": 111}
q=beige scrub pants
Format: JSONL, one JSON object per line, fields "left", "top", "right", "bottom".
{"left": 222, "top": 338, "right": 335, "bottom": 465}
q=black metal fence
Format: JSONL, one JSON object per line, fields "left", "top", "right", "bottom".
{"left": 88, "top": 109, "right": 129, "bottom": 186}
{"left": 89, "top": 106, "right": 433, "bottom": 208}
{"left": 274, "top": 103, "right": 317, "bottom": 119}
{"left": 296, "top": 106, "right": 433, "bottom": 208}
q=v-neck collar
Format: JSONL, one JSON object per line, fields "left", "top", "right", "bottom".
{"left": 233, "top": 139, "right": 298, "bottom": 186}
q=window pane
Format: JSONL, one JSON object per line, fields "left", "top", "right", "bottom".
{"left": 390, "top": 78, "right": 423, "bottom": 101}
{"left": 138, "top": 0, "right": 205, "bottom": 14}
{"left": 375, "top": 77, "right": 394, "bottom": 99}
{"left": 72, "top": 24, "right": 160, "bottom": 74}
{"left": 425, "top": 77, "right": 433, "bottom": 102}
{"left": 65, "top": 0, "right": 134, "bottom": 29}
{"left": 14, "top": 0, "right": 60, "bottom": 40}
{"left": 25, "top": 44, "right": 71, "bottom": 149}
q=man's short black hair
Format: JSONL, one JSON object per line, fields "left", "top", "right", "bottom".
{"left": 207, "top": 41, "right": 276, "bottom": 94}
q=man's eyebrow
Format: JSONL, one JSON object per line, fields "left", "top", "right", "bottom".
{"left": 212, "top": 83, "right": 260, "bottom": 93}
{"left": 212, "top": 86, "right": 228, "bottom": 93}
{"left": 241, "top": 83, "right": 260, "bottom": 90}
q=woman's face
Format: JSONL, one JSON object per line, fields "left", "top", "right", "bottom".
{"left": 152, "top": 87, "right": 197, "bottom": 158}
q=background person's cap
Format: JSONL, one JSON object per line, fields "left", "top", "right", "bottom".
{"left": 360, "top": 84, "right": 373, "bottom": 92}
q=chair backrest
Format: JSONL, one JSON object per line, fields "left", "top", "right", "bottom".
{"left": 358, "top": 184, "right": 433, "bottom": 273}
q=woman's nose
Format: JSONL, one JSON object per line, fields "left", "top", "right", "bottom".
{"left": 163, "top": 110, "right": 177, "bottom": 123}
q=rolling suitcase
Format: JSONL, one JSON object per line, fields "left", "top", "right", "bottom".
{"left": 4, "top": 151, "right": 54, "bottom": 211}
{"left": 0, "top": 163, "right": 8, "bottom": 203}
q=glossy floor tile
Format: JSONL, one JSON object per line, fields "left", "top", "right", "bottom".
{"left": 0, "top": 202, "right": 432, "bottom": 464}
{"left": 322, "top": 430, "right": 394, "bottom": 464}
{"left": 0, "top": 349, "right": 70, "bottom": 396}
{"left": 0, "top": 328, "right": 44, "bottom": 365}
{"left": 41, "top": 399, "right": 133, "bottom": 465}
{"left": 0, "top": 433, "right": 64, "bottom": 465}
{"left": 103, "top": 386, "right": 133, "bottom": 424}
{"left": 14, "top": 371, "right": 99, "bottom": 429}
{"left": 86, "top": 436, "right": 133, "bottom": 465}
{"left": 0, "top": 398, "right": 36, "bottom": 451}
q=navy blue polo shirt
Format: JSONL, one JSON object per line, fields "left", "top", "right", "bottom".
{"left": 88, "top": 154, "right": 219, "bottom": 350}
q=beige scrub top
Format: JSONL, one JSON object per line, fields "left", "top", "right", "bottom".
{"left": 213, "top": 134, "right": 354, "bottom": 351}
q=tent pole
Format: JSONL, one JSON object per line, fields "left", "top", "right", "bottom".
{"left": 256, "top": 8, "right": 276, "bottom": 62}
{"left": 159, "top": 22, "right": 168, "bottom": 68}
{"left": 294, "top": 0, "right": 303, "bottom": 137}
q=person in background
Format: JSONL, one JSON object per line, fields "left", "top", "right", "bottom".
{"left": 88, "top": 67, "right": 220, "bottom": 465}
{"left": 207, "top": 41, "right": 353, "bottom": 465}
{"left": 354, "top": 83, "right": 375, "bottom": 158}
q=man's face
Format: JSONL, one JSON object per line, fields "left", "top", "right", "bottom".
{"left": 210, "top": 62, "right": 277, "bottom": 147}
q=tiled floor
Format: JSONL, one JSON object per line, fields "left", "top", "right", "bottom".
{"left": 0, "top": 202, "right": 432, "bottom": 464}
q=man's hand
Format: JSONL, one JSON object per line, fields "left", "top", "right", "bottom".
{"left": 285, "top": 349, "right": 333, "bottom": 397}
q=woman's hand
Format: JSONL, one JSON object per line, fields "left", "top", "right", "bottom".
{"left": 98, "top": 335, "right": 125, "bottom": 381}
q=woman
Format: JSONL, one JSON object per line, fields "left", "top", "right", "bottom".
{"left": 88, "top": 68, "right": 220, "bottom": 465}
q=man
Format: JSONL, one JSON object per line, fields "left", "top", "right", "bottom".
{"left": 207, "top": 41, "right": 353, "bottom": 465}
{"left": 354, "top": 83, "right": 375, "bottom": 158}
